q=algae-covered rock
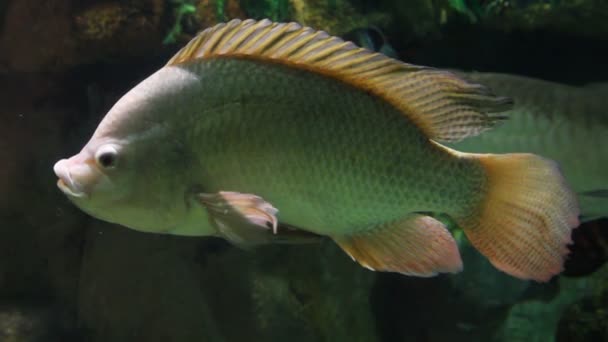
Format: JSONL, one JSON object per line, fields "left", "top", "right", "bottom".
{"left": 486, "top": 0, "right": 608, "bottom": 38}
{"left": 448, "top": 239, "right": 532, "bottom": 310}
{"left": 162, "top": 0, "right": 286, "bottom": 45}
{"left": 372, "top": 273, "right": 509, "bottom": 341}
{"left": 497, "top": 264, "right": 608, "bottom": 341}
{"left": 0, "top": 0, "right": 167, "bottom": 72}
{"left": 73, "top": 0, "right": 166, "bottom": 54}
{"left": 369, "top": 234, "right": 565, "bottom": 341}
{"left": 377, "top": 0, "right": 444, "bottom": 43}
{"left": 447, "top": 0, "right": 608, "bottom": 39}
{"left": 289, "top": 0, "right": 391, "bottom": 36}
{"left": 78, "top": 223, "right": 224, "bottom": 342}
{"left": 556, "top": 291, "right": 608, "bottom": 341}
{"left": 239, "top": 0, "right": 289, "bottom": 21}
{"left": 77, "top": 224, "right": 379, "bottom": 341}
{"left": 250, "top": 241, "right": 379, "bottom": 342}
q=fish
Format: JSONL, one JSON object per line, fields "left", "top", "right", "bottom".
{"left": 562, "top": 217, "right": 608, "bottom": 277}
{"left": 345, "top": 30, "right": 607, "bottom": 221}
{"left": 341, "top": 26, "right": 398, "bottom": 59}
{"left": 450, "top": 72, "right": 608, "bottom": 222}
{"left": 53, "top": 19, "right": 579, "bottom": 281}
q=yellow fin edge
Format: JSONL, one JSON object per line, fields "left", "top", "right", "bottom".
{"left": 167, "top": 19, "right": 513, "bottom": 142}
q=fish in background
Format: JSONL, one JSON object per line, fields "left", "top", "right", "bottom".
{"left": 562, "top": 218, "right": 608, "bottom": 277}
{"left": 53, "top": 19, "right": 579, "bottom": 282}
{"left": 449, "top": 73, "right": 608, "bottom": 277}
{"left": 346, "top": 26, "right": 607, "bottom": 220}
{"left": 349, "top": 25, "right": 608, "bottom": 277}
{"left": 342, "top": 27, "right": 398, "bottom": 59}
{"left": 449, "top": 72, "right": 608, "bottom": 222}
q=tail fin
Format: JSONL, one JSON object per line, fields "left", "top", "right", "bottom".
{"left": 457, "top": 153, "right": 579, "bottom": 282}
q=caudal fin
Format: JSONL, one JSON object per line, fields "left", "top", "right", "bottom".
{"left": 457, "top": 153, "right": 579, "bottom": 282}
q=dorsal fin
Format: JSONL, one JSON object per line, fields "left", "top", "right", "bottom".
{"left": 167, "top": 19, "right": 513, "bottom": 142}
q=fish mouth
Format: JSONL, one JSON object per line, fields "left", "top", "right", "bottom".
{"left": 57, "top": 178, "right": 87, "bottom": 199}
{"left": 54, "top": 158, "right": 90, "bottom": 199}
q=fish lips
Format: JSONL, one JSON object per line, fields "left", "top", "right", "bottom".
{"left": 53, "top": 159, "right": 90, "bottom": 199}
{"left": 56, "top": 178, "right": 88, "bottom": 198}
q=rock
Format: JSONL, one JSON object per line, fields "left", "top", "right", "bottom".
{"left": 369, "top": 233, "right": 564, "bottom": 341}
{"left": 0, "top": 0, "right": 167, "bottom": 72}
{"left": 0, "top": 0, "right": 75, "bottom": 72}
{"left": 289, "top": 0, "right": 391, "bottom": 36}
{"left": 77, "top": 223, "right": 379, "bottom": 341}
{"left": 72, "top": 0, "right": 166, "bottom": 59}
{"left": 196, "top": 0, "right": 247, "bottom": 28}
{"left": 378, "top": 0, "right": 443, "bottom": 43}
{"left": 249, "top": 241, "right": 378, "bottom": 341}
{"left": 372, "top": 261, "right": 516, "bottom": 340}
{"left": 497, "top": 264, "right": 608, "bottom": 341}
{"left": 448, "top": 239, "right": 532, "bottom": 310}
{"left": 78, "top": 223, "right": 224, "bottom": 342}
{"left": 482, "top": 0, "right": 608, "bottom": 39}
{"left": 438, "top": 0, "right": 608, "bottom": 40}
{"left": 556, "top": 292, "right": 608, "bottom": 341}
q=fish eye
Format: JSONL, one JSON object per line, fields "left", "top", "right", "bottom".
{"left": 95, "top": 145, "right": 119, "bottom": 169}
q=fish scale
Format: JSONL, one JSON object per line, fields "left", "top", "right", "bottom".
{"left": 451, "top": 72, "right": 608, "bottom": 220}
{"left": 186, "top": 58, "right": 483, "bottom": 234}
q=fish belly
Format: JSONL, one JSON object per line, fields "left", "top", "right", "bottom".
{"left": 183, "top": 58, "right": 483, "bottom": 235}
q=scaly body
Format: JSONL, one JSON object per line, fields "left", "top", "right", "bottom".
{"left": 54, "top": 19, "right": 578, "bottom": 282}
{"left": 187, "top": 59, "right": 484, "bottom": 234}
{"left": 451, "top": 72, "right": 608, "bottom": 220}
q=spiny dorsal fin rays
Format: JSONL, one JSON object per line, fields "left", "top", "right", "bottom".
{"left": 167, "top": 19, "right": 513, "bottom": 142}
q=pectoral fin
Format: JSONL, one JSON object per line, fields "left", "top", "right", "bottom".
{"left": 198, "top": 191, "right": 321, "bottom": 248}
{"left": 332, "top": 214, "right": 463, "bottom": 276}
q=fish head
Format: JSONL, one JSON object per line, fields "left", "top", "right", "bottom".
{"left": 53, "top": 66, "right": 203, "bottom": 234}
{"left": 54, "top": 132, "right": 189, "bottom": 233}
{"left": 53, "top": 123, "right": 188, "bottom": 235}
{"left": 53, "top": 138, "right": 135, "bottom": 217}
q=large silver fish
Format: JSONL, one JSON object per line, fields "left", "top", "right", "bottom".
{"left": 451, "top": 72, "right": 608, "bottom": 222}
{"left": 53, "top": 19, "right": 579, "bottom": 281}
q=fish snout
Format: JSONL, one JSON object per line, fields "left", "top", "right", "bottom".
{"left": 53, "top": 158, "right": 91, "bottom": 198}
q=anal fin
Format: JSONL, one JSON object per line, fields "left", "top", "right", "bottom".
{"left": 333, "top": 214, "right": 463, "bottom": 277}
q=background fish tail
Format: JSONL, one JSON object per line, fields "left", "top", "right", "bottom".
{"left": 454, "top": 152, "right": 580, "bottom": 282}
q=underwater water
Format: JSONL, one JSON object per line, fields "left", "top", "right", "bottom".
{"left": 1, "top": 0, "right": 607, "bottom": 341}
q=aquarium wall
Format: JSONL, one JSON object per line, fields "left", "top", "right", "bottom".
{"left": 0, "top": 0, "right": 607, "bottom": 341}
